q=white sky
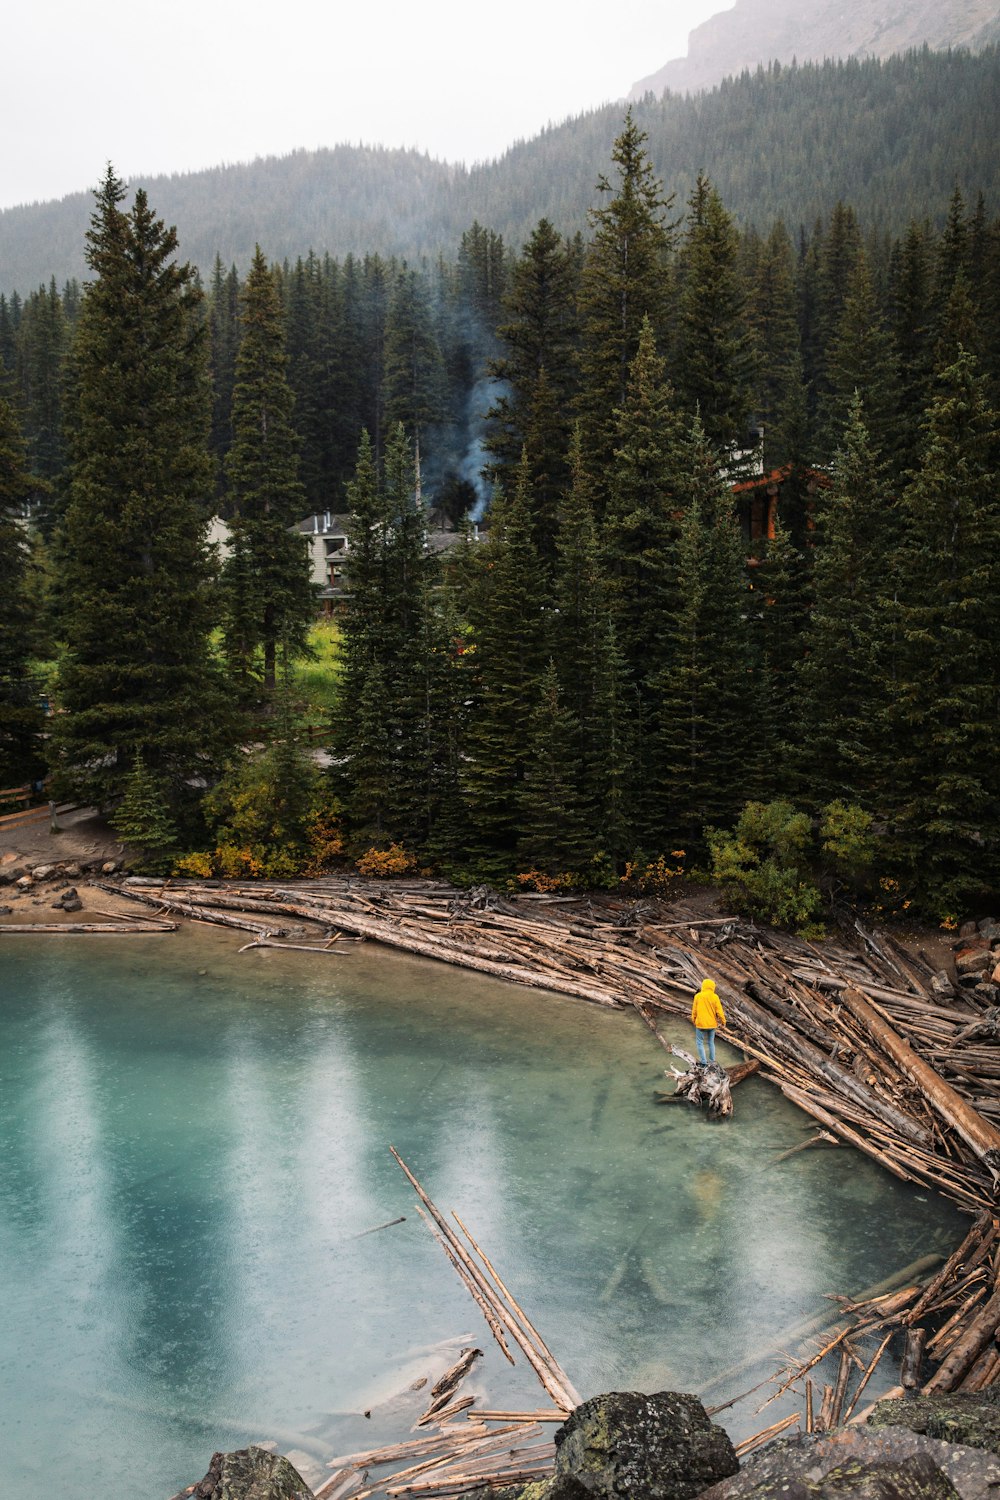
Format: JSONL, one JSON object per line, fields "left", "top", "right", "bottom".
{"left": 3, "top": 0, "right": 731, "bottom": 211}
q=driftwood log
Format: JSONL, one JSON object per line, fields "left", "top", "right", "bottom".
{"left": 667, "top": 1047, "right": 734, "bottom": 1117}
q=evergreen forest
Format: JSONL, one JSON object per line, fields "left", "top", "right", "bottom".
{"left": 2, "top": 106, "right": 999, "bottom": 927}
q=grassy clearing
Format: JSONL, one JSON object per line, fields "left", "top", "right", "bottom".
{"left": 292, "top": 619, "right": 342, "bottom": 717}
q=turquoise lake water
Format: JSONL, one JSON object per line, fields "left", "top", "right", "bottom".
{"left": 0, "top": 927, "right": 966, "bottom": 1498}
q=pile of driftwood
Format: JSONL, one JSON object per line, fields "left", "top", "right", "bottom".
{"left": 716, "top": 1208, "right": 1000, "bottom": 1458}
{"left": 313, "top": 1150, "right": 578, "bottom": 1499}
{"left": 108, "top": 876, "right": 1000, "bottom": 1213}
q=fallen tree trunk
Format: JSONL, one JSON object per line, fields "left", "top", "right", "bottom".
{"left": 841, "top": 986, "right": 1000, "bottom": 1181}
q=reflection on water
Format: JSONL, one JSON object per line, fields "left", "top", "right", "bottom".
{"left": 0, "top": 929, "right": 964, "bottom": 1498}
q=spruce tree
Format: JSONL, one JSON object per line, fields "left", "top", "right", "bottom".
{"left": 223, "top": 245, "right": 314, "bottom": 698}
{"left": 486, "top": 218, "right": 579, "bottom": 536}
{"left": 0, "top": 396, "right": 44, "bottom": 785}
{"left": 459, "top": 457, "right": 549, "bottom": 861}
{"left": 577, "top": 111, "right": 675, "bottom": 498}
{"left": 751, "top": 220, "right": 804, "bottom": 468}
{"left": 54, "top": 169, "right": 229, "bottom": 812}
{"left": 886, "top": 349, "right": 1000, "bottom": 910}
{"left": 517, "top": 661, "right": 591, "bottom": 874}
{"left": 653, "top": 421, "right": 753, "bottom": 849}
{"left": 796, "top": 398, "right": 897, "bottom": 809}
{"left": 672, "top": 175, "right": 755, "bottom": 457}
{"left": 603, "top": 319, "right": 687, "bottom": 693}
{"left": 748, "top": 516, "right": 811, "bottom": 802}
{"left": 819, "top": 252, "right": 899, "bottom": 461}
{"left": 551, "top": 427, "right": 634, "bottom": 863}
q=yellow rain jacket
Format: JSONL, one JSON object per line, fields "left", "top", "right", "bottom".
{"left": 691, "top": 978, "right": 726, "bottom": 1030}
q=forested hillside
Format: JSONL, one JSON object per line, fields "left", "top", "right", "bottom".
{"left": 3, "top": 109, "right": 999, "bottom": 920}
{"left": 2, "top": 47, "right": 1000, "bottom": 296}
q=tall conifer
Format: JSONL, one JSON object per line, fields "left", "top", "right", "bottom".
{"left": 886, "top": 350, "right": 1000, "bottom": 908}
{"left": 460, "top": 457, "right": 549, "bottom": 860}
{"left": 0, "top": 397, "right": 44, "bottom": 784}
{"left": 55, "top": 169, "right": 228, "bottom": 811}
{"left": 223, "top": 245, "right": 314, "bottom": 697}
{"left": 653, "top": 422, "right": 753, "bottom": 848}
{"left": 577, "top": 112, "right": 675, "bottom": 498}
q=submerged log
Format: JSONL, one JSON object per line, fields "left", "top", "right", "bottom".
{"left": 0, "top": 919, "right": 177, "bottom": 934}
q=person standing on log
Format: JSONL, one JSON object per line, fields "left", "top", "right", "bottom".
{"left": 691, "top": 978, "right": 727, "bottom": 1064}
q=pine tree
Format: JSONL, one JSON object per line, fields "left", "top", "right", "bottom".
{"left": 331, "top": 425, "right": 433, "bottom": 846}
{"left": 751, "top": 220, "right": 805, "bottom": 468}
{"left": 796, "top": 398, "right": 897, "bottom": 809}
{"left": 819, "top": 252, "right": 899, "bottom": 461}
{"left": 889, "top": 221, "right": 935, "bottom": 474}
{"left": 0, "top": 397, "right": 45, "bottom": 785}
{"left": 223, "top": 245, "right": 314, "bottom": 697}
{"left": 886, "top": 349, "right": 1000, "bottom": 910}
{"left": 112, "top": 754, "right": 178, "bottom": 871}
{"left": 15, "top": 278, "right": 68, "bottom": 533}
{"left": 207, "top": 257, "right": 241, "bottom": 509}
{"left": 552, "top": 428, "right": 634, "bottom": 862}
{"left": 54, "top": 168, "right": 229, "bottom": 811}
{"left": 603, "top": 320, "right": 690, "bottom": 670}
{"left": 672, "top": 175, "right": 755, "bottom": 457}
{"left": 486, "top": 218, "right": 579, "bottom": 529}
{"left": 748, "top": 516, "right": 811, "bottom": 801}
{"left": 382, "top": 264, "right": 445, "bottom": 445}
{"left": 459, "top": 457, "right": 549, "bottom": 860}
{"left": 518, "top": 661, "right": 591, "bottom": 874}
{"left": 653, "top": 421, "right": 753, "bottom": 849}
{"left": 577, "top": 111, "right": 675, "bottom": 497}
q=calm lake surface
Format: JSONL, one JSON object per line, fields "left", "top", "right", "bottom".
{"left": 0, "top": 927, "right": 965, "bottom": 1498}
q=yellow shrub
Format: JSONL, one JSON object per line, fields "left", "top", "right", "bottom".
{"left": 214, "top": 843, "right": 265, "bottom": 879}
{"left": 356, "top": 843, "right": 417, "bottom": 878}
{"left": 303, "top": 809, "right": 346, "bottom": 876}
{"left": 621, "top": 852, "right": 686, "bottom": 897}
{"left": 173, "top": 850, "right": 214, "bottom": 878}
{"left": 515, "top": 869, "right": 576, "bottom": 893}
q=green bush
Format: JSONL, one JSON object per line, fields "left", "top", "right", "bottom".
{"left": 707, "top": 800, "right": 823, "bottom": 934}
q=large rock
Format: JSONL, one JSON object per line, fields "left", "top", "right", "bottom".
{"left": 701, "top": 1424, "right": 1000, "bottom": 1500}
{"left": 868, "top": 1392, "right": 1000, "bottom": 1454}
{"left": 955, "top": 948, "right": 992, "bottom": 981}
{"left": 181, "top": 1446, "right": 314, "bottom": 1500}
{"left": 467, "top": 1391, "right": 738, "bottom": 1500}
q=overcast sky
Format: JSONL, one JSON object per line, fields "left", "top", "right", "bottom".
{"left": 3, "top": 0, "right": 731, "bottom": 211}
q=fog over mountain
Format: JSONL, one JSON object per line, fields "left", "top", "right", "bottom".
{"left": 631, "top": 0, "right": 1000, "bottom": 96}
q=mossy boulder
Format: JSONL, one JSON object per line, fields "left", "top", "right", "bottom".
{"left": 182, "top": 1446, "right": 314, "bottom": 1499}
{"left": 868, "top": 1392, "right": 1000, "bottom": 1454}
{"left": 466, "top": 1390, "right": 737, "bottom": 1500}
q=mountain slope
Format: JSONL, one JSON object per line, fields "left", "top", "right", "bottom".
{"left": 631, "top": 0, "right": 1000, "bottom": 97}
{"left": 2, "top": 48, "right": 1000, "bottom": 298}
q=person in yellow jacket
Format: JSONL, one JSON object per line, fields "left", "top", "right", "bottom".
{"left": 691, "top": 977, "right": 726, "bottom": 1064}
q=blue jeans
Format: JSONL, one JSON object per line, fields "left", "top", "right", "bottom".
{"left": 695, "top": 1028, "right": 716, "bottom": 1064}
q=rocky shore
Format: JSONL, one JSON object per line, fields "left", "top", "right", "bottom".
{"left": 172, "top": 1387, "right": 1000, "bottom": 1500}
